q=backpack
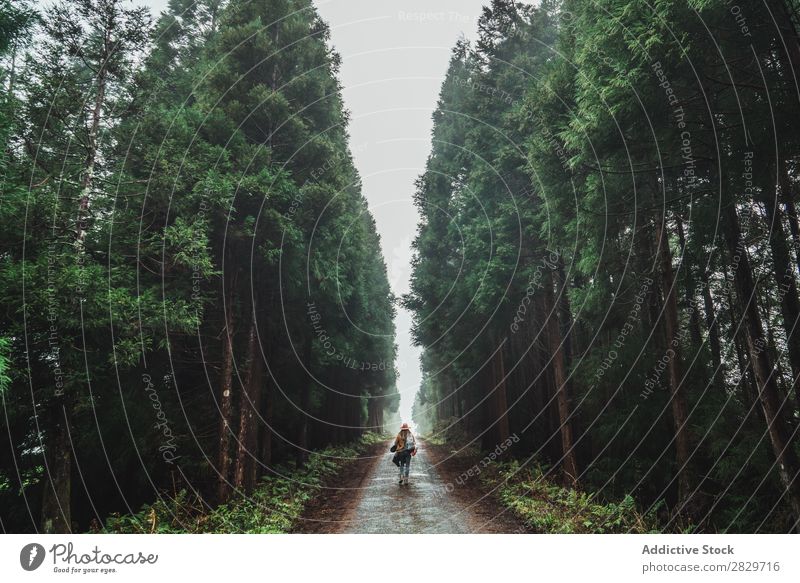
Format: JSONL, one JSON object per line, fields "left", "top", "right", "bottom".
{"left": 404, "top": 433, "right": 416, "bottom": 451}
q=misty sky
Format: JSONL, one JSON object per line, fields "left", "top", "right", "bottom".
{"left": 139, "top": 0, "right": 497, "bottom": 422}
{"left": 312, "top": 1, "right": 493, "bottom": 422}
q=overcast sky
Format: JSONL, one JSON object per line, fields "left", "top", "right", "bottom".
{"left": 312, "top": 1, "right": 494, "bottom": 422}
{"left": 139, "top": 0, "right": 496, "bottom": 422}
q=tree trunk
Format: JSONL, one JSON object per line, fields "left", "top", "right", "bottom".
{"left": 543, "top": 269, "right": 579, "bottom": 486}
{"left": 676, "top": 216, "right": 704, "bottom": 350}
{"left": 782, "top": 194, "right": 800, "bottom": 278}
{"left": 724, "top": 263, "right": 761, "bottom": 420}
{"left": 700, "top": 267, "right": 724, "bottom": 388}
{"left": 40, "top": 401, "right": 72, "bottom": 533}
{"left": 233, "top": 313, "right": 263, "bottom": 493}
{"left": 528, "top": 313, "right": 550, "bottom": 452}
{"left": 449, "top": 376, "right": 459, "bottom": 419}
{"left": 216, "top": 272, "right": 236, "bottom": 502}
{"left": 722, "top": 200, "right": 800, "bottom": 528}
{"left": 654, "top": 212, "right": 693, "bottom": 508}
{"left": 42, "top": 26, "right": 111, "bottom": 532}
{"left": 463, "top": 373, "right": 477, "bottom": 435}
{"left": 556, "top": 257, "right": 575, "bottom": 370}
{"left": 258, "top": 374, "right": 273, "bottom": 473}
{"left": 367, "top": 395, "right": 381, "bottom": 432}
{"left": 490, "top": 341, "right": 511, "bottom": 447}
{"left": 770, "top": 159, "right": 800, "bottom": 406}
{"left": 296, "top": 337, "right": 312, "bottom": 466}
{"left": 780, "top": 159, "right": 800, "bottom": 277}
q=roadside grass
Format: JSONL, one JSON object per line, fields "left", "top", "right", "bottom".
{"left": 482, "top": 459, "right": 662, "bottom": 534}
{"left": 425, "top": 419, "right": 663, "bottom": 533}
{"left": 103, "top": 432, "right": 389, "bottom": 534}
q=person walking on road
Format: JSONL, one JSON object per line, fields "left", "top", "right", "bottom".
{"left": 391, "top": 423, "right": 417, "bottom": 485}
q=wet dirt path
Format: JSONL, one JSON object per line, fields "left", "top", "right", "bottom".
{"left": 294, "top": 439, "right": 528, "bottom": 534}
{"left": 342, "top": 440, "right": 472, "bottom": 534}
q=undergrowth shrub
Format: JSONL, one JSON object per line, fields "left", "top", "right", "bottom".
{"left": 103, "top": 432, "right": 387, "bottom": 533}
{"left": 482, "top": 460, "right": 663, "bottom": 533}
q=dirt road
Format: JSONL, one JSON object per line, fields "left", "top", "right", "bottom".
{"left": 294, "top": 439, "right": 528, "bottom": 534}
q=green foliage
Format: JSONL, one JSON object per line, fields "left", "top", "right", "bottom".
{"left": 489, "top": 460, "right": 662, "bottom": 534}
{"left": 408, "top": 0, "right": 800, "bottom": 532}
{"left": 0, "top": 337, "right": 11, "bottom": 397}
{"left": 0, "top": 0, "right": 398, "bottom": 533}
{"left": 103, "top": 434, "right": 387, "bottom": 534}
{"left": 0, "top": 0, "right": 36, "bottom": 55}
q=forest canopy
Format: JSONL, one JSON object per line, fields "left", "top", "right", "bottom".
{"left": 0, "top": 0, "right": 398, "bottom": 533}
{"left": 2, "top": 0, "right": 800, "bottom": 535}
{"left": 407, "top": 0, "right": 800, "bottom": 533}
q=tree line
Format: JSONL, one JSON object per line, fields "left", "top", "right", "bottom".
{"left": 0, "top": 0, "right": 398, "bottom": 533}
{"left": 407, "top": 0, "right": 800, "bottom": 532}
